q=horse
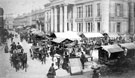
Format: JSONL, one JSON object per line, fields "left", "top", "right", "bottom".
{"left": 21, "top": 53, "right": 27, "bottom": 72}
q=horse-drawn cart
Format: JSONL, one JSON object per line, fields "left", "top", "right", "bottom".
{"left": 10, "top": 52, "right": 27, "bottom": 72}
{"left": 98, "top": 44, "right": 125, "bottom": 75}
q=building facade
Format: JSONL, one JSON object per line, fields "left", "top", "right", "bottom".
{"left": 44, "top": 0, "right": 135, "bottom": 34}
{"left": 13, "top": 0, "right": 135, "bottom": 34}
{"left": 31, "top": 9, "right": 45, "bottom": 31}
{"left": 4, "top": 17, "right": 14, "bottom": 29}
{"left": 128, "top": 0, "right": 135, "bottom": 34}
{"left": 13, "top": 13, "right": 31, "bottom": 28}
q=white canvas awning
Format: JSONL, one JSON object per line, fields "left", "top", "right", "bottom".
{"left": 107, "top": 33, "right": 119, "bottom": 38}
{"left": 55, "top": 33, "right": 66, "bottom": 38}
{"left": 83, "top": 33, "right": 104, "bottom": 38}
{"left": 119, "top": 43, "right": 135, "bottom": 50}
{"left": 55, "top": 31, "right": 81, "bottom": 40}
{"left": 64, "top": 31, "right": 81, "bottom": 40}
{"left": 52, "top": 38, "right": 67, "bottom": 43}
{"left": 102, "top": 44, "right": 124, "bottom": 53}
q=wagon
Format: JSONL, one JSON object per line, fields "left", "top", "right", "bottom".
{"left": 118, "top": 43, "right": 135, "bottom": 69}
{"left": 98, "top": 44, "right": 125, "bottom": 75}
{"left": 30, "top": 46, "right": 42, "bottom": 59}
{"left": 119, "top": 43, "right": 135, "bottom": 57}
{"left": 98, "top": 44, "right": 124, "bottom": 65}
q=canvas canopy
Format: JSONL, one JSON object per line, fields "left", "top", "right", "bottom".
{"left": 55, "top": 31, "right": 81, "bottom": 40}
{"left": 119, "top": 43, "right": 135, "bottom": 50}
{"left": 55, "top": 33, "right": 66, "bottom": 38}
{"left": 102, "top": 44, "right": 124, "bottom": 53}
{"left": 31, "top": 30, "right": 44, "bottom": 36}
{"left": 83, "top": 33, "right": 104, "bottom": 38}
{"left": 52, "top": 38, "right": 72, "bottom": 43}
{"left": 107, "top": 33, "right": 119, "bottom": 38}
{"left": 64, "top": 31, "right": 81, "bottom": 40}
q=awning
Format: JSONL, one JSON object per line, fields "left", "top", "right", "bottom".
{"left": 119, "top": 43, "right": 135, "bottom": 49}
{"left": 55, "top": 33, "right": 66, "bottom": 38}
{"left": 62, "top": 31, "right": 81, "bottom": 40}
{"left": 107, "top": 33, "right": 119, "bottom": 38}
{"left": 83, "top": 33, "right": 104, "bottom": 38}
{"left": 47, "top": 32, "right": 56, "bottom": 38}
{"left": 52, "top": 38, "right": 72, "bottom": 43}
{"left": 102, "top": 44, "right": 124, "bottom": 53}
{"left": 32, "top": 30, "right": 44, "bottom": 36}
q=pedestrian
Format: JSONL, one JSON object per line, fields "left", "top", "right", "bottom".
{"left": 4, "top": 43, "right": 9, "bottom": 53}
{"left": 92, "top": 68, "right": 101, "bottom": 78}
{"left": 10, "top": 42, "right": 16, "bottom": 54}
{"left": 11, "top": 37, "right": 13, "bottom": 42}
{"left": 57, "top": 57, "right": 60, "bottom": 69}
{"left": 47, "top": 63, "right": 57, "bottom": 78}
{"left": 16, "top": 42, "right": 23, "bottom": 53}
{"left": 80, "top": 52, "right": 87, "bottom": 69}
{"left": 16, "top": 42, "right": 22, "bottom": 49}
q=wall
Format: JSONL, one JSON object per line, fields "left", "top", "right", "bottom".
{"left": 109, "top": 0, "right": 129, "bottom": 34}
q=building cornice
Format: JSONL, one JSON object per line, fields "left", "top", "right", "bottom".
{"left": 75, "top": 0, "right": 101, "bottom": 5}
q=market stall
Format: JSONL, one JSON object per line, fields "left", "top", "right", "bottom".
{"left": 98, "top": 44, "right": 124, "bottom": 65}
{"left": 83, "top": 33, "right": 104, "bottom": 38}
{"left": 119, "top": 43, "right": 135, "bottom": 57}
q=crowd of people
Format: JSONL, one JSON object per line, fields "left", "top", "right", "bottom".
{"left": 5, "top": 29, "right": 135, "bottom": 78}
{"left": 4, "top": 32, "right": 27, "bottom": 72}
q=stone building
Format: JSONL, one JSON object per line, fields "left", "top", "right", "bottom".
{"left": 44, "top": 0, "right": 134, "bottom": 34}
{"left": 4, "top": 17, "right": 14, "bottom": 29}
{"left": 13, "top": 0, "right": 135, "bottom": 34}
{"left": 13, "top": 13, "right": 31, "bottom": 28}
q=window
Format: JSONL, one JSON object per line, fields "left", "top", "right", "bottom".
{"left": 88, "top": 23, "right": 90, "bottom": 32}
{"left": 91, "top": 22, "right": 93, "bottom": 32}
{"left": 86, "top": 6, "right": 88, "bottom": 17}
{"left": 86, "top": 5, "right": 93, "bottom": 17}
{"left": 86, "top": 23, "right": 87, "bottom": 32}
{"left": 77, "top": 6, "right": 83, "bottom": 18}
{"left": 97, "top": 22, "right": 100, "bottom": 32}
{"left": 116, "top": 3, "right": 123, "bottom": 17}
{"left": 117, "top": 22, "right": 121, "bottom": 32}
{"left": 77, "top": 23, "right": 83, "bottom": 32}
{"left": 71, "top": 23, "right": 73, "bottom": 31}
{"left": 86, "top": 22, "right": 93, "bottom": 32}
{"left": 67, "top": 23, "right": 69, "bottom": 31}
{"left": 97, "top": 3, "right": 101, "bottom": 17}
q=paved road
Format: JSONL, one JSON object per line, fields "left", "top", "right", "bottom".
{"left": 0, "top": 32, "right": 69, "bottom": 78}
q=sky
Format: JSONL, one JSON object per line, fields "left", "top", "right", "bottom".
{"left": 0, "top": 0, "right": 49, "bottom": 17}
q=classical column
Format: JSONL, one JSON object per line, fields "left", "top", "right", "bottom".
{"left": 83, "top": 5, "right": 86, "bottom": 32}
{"left": 73, "top": 5, "right": 77, "bottom": 32}
{"left": 64, "top": 5, "right": 68, "bottom": 32}
{"left": 54, "top": 7, "right": 58, "bottom": 32}
{"left": 51, "top": 7, "right": 54, "bottom": 32}
{"left": 60, "top": 5, "right": 63, "bottom": 32}
{"left": 44, "top": 12, "right": 46, "bottom": 32}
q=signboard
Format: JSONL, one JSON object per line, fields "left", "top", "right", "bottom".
{"left": 69, "top": 58, "right": 83, "bottom": 74}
